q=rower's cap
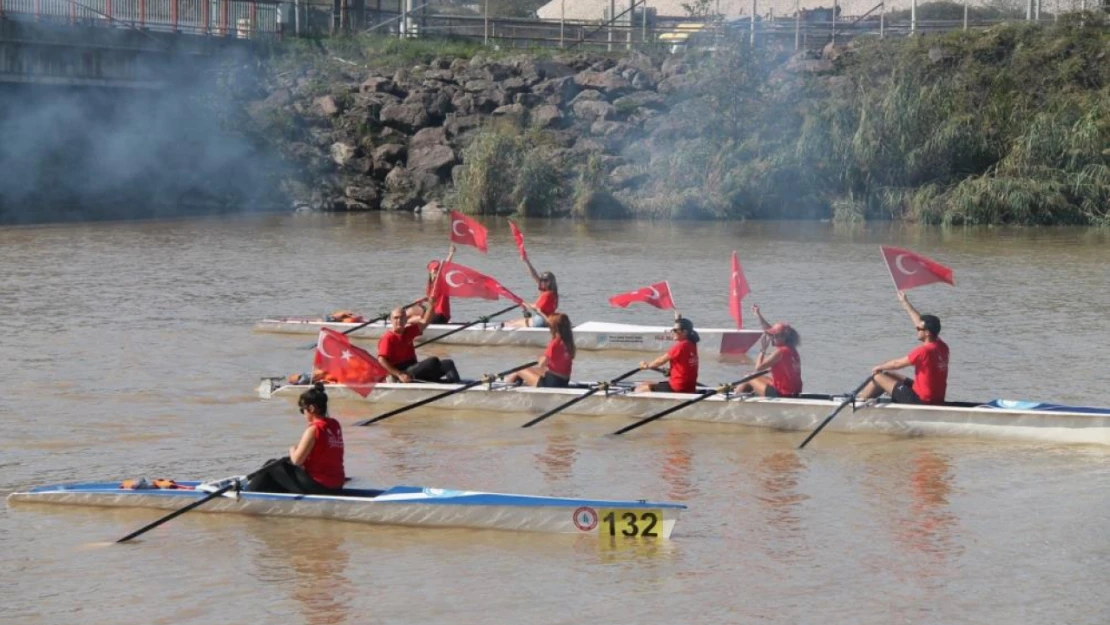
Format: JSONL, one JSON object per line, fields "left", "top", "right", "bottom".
{"left": 427, "top": 260, "right": 441, "bottom": 272}
{"left": 766, "top": 322, "right": 792, "bottom": 335}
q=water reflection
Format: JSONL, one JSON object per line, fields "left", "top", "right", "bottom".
{"left": 753, "top": 450, "right": 810, "bottom": 563}
{"left": 863, "top": 447, "right": 963, "bottom": 584}
{"left": 898, "top": 450, "right": 962, "bottom": 565}
{"left": 660, "top": 432, "right": 700, "bottom": 501}
{"left": 534, "top": 432, "right": 578, "bottom": 487}
{"left": 248, "top": 520, "right": 356, "bottom": 625}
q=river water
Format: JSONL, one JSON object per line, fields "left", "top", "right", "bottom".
{"left": 1, "top": 214, "right": 1107, "bottom": 625}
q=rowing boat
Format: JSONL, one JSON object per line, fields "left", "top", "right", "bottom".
{"left": 253, "top": 318, "right": 763, "bottom": 354}
{"left": 258, "top": 378, "right": 1110, "bottom": 445}
{"left": 7, "top": 478, "right": 684, "bottom": 538}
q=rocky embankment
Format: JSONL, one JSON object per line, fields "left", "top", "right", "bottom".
{"left": 247, "top": 46, "right": 816, "bottom": 217}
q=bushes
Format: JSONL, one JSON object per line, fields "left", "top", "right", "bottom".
{"left": 454, "top": 120, "right": 563, "bottom": 216}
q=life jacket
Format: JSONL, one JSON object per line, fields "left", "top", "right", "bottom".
{"left": 326, "top": 310, "right": 366, "bottom": 323}
{"left": 120, "top": 479, "right": 193, "bottom": 490}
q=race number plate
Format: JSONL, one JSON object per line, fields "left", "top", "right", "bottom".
{"left": 599, "top": 508, "right": 663, "bottom": 538}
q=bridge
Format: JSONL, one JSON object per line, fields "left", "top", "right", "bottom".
{"left": 0, "top": 0, "right": 281, "bottom": 88}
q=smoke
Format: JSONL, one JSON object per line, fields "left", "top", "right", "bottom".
{"left": 0, "top": 50, "right": 287, "bottom": 224}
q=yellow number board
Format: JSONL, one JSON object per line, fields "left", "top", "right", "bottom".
{"left": 599, "top": 508, "right": 664, "bottom": 539}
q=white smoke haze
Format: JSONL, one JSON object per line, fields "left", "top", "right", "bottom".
{"left": 0, "top": 52, "right": 286, "bottom": 224}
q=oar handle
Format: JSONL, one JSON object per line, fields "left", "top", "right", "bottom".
{"left": 116, "top": 457, "right": 286, "bottom": 544}
{"left": 414, "top": 303, "right": 519, "bottom": 348}
{"left": 797, "top": 375, "right": 875, "bottom": 449}
{"left": 355, "top": 360, "right": 538, "bottom": 426}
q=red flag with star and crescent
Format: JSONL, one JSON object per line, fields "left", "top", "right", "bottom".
{"left": 313, "top": 328, "right": 388, "bottom": 397}
{"left": 880, "top": 245, "right": 955, "bottom": 291}
{"left": 432, "top": 261, "right": 524, "bottom": 304}
{"left": 508, "top": 220, "right": 528, "bottom": 261}
{"left": 728, "top": 251, "right": 751, "bottom": 329}
{"left": 608, "top": 280, "right": 676, "bottom": 310}
{"left": 449, "top": 210, "right": 489, "bottom": 253}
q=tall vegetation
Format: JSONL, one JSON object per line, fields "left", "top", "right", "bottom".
{"left": 635, "top": 16, "right": 1110, "bottom": 225}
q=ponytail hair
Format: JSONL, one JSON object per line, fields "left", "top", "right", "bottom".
{"left": 298, "top": 382, "right": 329, "bottom": 416}
{"left": 549, "top": 312, "right": 576, "bottom": 359}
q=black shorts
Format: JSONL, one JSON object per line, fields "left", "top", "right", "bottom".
{"left": 891, "top": 379, "right": 921, "bottom": 404}
{"left": 538, "top": 372, "right": 570, "bottom": 388}
{"left": 429, "top": 313, "right": 449, "bottom": 324}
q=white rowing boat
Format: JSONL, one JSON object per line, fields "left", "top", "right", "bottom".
{"left": 253, "top": 318, "right": 763, "bottom": 354}
{"left": 258, "top": 378, "right": 1110, "bottom": 446}
{"left": 7, "top": 478, "right": 684, "bottom": 538}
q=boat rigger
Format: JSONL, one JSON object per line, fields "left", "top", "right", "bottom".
{"left": 254, "top": 319, "right": 764, "bottom": 354}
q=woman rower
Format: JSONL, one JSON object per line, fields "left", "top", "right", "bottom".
{"left": 634, "top": 316, "right": 700, "bottom": 394}
{"left": 411, "top": 244, "right": 456, "bottom": 324}
{"left": 503, "top": 255, "right": 558, "bottom": 329}
{"left": 735, "top": 304, "right": 802, "bottom": 397}
{"left": 506, "top": 307, "right": 576, "bottom": 388}
{"left": 247, "top": 383, "right": 345, "bottom": 495}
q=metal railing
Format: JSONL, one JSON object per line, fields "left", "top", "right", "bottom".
{"left": 0, "top": 0, "right": 282, "bottom": 38}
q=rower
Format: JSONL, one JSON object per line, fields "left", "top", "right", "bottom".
{"left": 378, "top": 295, "right": 461, "bottom": 384}
{"left": 859, "top": 291, "right": 949, "bottom": 404}
{"left": 735, "top": 304, "right": 802, "bottom": 397}
{"left": 505, "top": 308, "right": 576, "bottom": 388}
{"left": 412, "top": 244, "right": 456, "bottom": 324}
{"left": 247, "top": 383, "right": 345, "bottom": 495}
{"left": 503, "top": 255, "right": 558, "bottom": 329}
{"left": 635, "top": 316, "right": 699, "bottom": 394}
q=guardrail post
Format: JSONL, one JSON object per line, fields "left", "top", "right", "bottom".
{"left": 139, "top": 0, "right": 145, "bottom": 28}
{"left": 172, "top": 0, "right": 178, "bottom": 31}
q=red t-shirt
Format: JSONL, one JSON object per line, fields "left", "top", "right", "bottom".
{"left": 426, "top": 282, "right": 450, "bottom": 321}
{"left": 378, "top": 324, "right": 422, "bottom": 367}
{"left": 909, "top": 339, "right": 949, "bottom": 404}
{"left": 535, "top": 290, "right": 558, "bottom": 316}
{"left": 667, "top": 339, "right": 699, "bottom": 393}
{"left": 544, "top": 337, "right": 573, "bottom": 378}
{"left": 770, "top": 345, "right": 803, "bottom": 397}
{"left": 303, "top": 417, "right": 345, "bottom": 489}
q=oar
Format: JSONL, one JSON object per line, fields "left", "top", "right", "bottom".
{"left": 611, "top": 370, "right": 770, "bottom": 436}
{"left": 299, "top": 298, "right": 423, "bottom": 350}
{"left": 116, "top": 458, "right": 285, "bottom": 544}
{"left": 354, "top": 360, "right": 538, "bottom": 426}
{"left": 520, "top": 367, "right": 643, "bottom": 428}
{"left": 797, "top": 375, "right": 875, "bottom": 449}
{"left": 414, "top": 303, "right": 519, "bottom": 348}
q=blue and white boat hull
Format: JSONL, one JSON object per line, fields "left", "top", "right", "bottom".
{"left": 7, "top": 480, "right": 685, "bottom": 538}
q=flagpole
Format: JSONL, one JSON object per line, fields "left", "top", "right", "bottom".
{"left": 882, "top": 245, "right": 901, "bottom": 294}
{"left": 665, "top": 280, "right": 677, "bottom": 311}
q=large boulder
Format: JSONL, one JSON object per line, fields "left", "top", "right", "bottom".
{"left": 344, "top": 184, "right": 381, "bottom": 210}
{"left": 407, "top": 144, "right": 457, "bottom": 179}
{"left": 573, "top": 70, "right": 632, "bottom": 96}
{"left": 531, "top": 104, "right": 564, "bottom": 129}
{"left": 330, "top": 142, "right": 357, "bottom": 167}
{"left": 409, "top": 126, "right": 449, "bottom": 150}
{"left": 572, "top": 99, "right": 617, "bottom": 122}
{"left": 314, "top": 95, "right": 341, "bottom": 117}
{"left": 531, "top": 76, "right": 579, "bottom": 106}
{"left": 360, "top": 76, "right": 397, "bottom": 95}
{"left": 380, "top": 103, "right": 430, "bottom": 132}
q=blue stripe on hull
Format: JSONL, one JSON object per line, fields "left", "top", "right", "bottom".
{"left": 24, "top": 482, "right": 686, "bottom": 510}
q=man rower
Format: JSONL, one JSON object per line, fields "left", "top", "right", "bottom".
{"left": 859, "top": 291, "right": 949, "bottom": 404}
{"left": 635, "top": 315, "right": 699, "bottom": 394}
{"left": 378, "top": 294, "right": 461, "bottom": 384}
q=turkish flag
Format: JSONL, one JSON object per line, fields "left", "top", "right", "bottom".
{"left": 508, "top": 220, "right": 528, "bottom": 261}
{"left": 880, "top": 245, "right": 955, "bottom": 291}
{"left": 314, "top": 328, "right": 388, "bottom": 397}
{"left": 728, "top": 251, "right": 751, "bottom": 329}
{"left": 449, "top": 210, "right": 489, "bottom": 253}
{"left": 432, "top": 261, "right": 524, "bottom": 304}
{"left": 608, "top": 280, "right": 676, "bottom": 310}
